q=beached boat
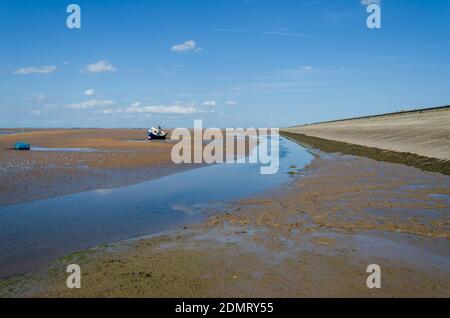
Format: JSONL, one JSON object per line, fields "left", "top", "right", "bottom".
{"left": 147, "top": 126, "right": 167, "bottom": 140}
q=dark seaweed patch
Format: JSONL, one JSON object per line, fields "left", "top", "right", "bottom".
{"left": 281, "top": 132, "right": 450, "bottom": 176}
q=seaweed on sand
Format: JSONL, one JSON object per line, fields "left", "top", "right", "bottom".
{"left": 281, "top": 132, "right": 450, "bottom": 176}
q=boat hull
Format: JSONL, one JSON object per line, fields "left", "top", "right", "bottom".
{"left": 148, "top": 133, "right": 167, "bottom": 140}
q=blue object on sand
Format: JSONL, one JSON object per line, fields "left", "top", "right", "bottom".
{"left": 14, "top": 142, "right": 31, "bottom": 150}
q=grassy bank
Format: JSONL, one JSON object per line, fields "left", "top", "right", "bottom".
{"left": 281, "top": 132, "right": 450, "bottom": 176}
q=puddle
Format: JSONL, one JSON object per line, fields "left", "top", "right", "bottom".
{"left": 31, "top": 147, "right": 97, "bottom": 152}
{"left": 0, "top": 130, "right": 32, "bottom": 135}
{"left": 125, "top": 139, "right": 178, "bottom": 143}
{"left": 364, "top": 207, "right": 445, "bottom": 221}
{"left": 125, "top": 139, "right": 208, "bottom": 144}
{"left": 0, "top": 137, "right": 313, "bottom": 278}
{"left": 398, "top": 184, "right": 434, "bottom": 191}
{"left": 299, "top": 231, "right": 450, "bottom": 273}
{"left": 350, "top": 233, "right": 450, "bottom": 271}
{"left": 428, "top": 193, "right": 450, "bottom": 201}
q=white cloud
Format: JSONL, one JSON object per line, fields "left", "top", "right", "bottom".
{"left": 203, "top": 100, "right": 217, "bottom": 107}
{"left": 209, "top": 27, "right": 311, "bottom": 38}
{"left": 126, "top": 105, "right": 197, "bottom": 114}
{"left": 95, "top": 101, "right": 200, "bottom": 115}
{"left": 34, "top": 94, "right": 48, "bottom": 101}
{"left": 298, "top": 65, "right": 313, "bottom": 71}
{"left": 281, "top": 65, "right": 315, "bottom": 75}
{"left": 67, "top": 99, "right": 115, "bottom": 110}
{"left": 83, "top": 60, "right": 117, "bottom": 74}
{"left": 171, "top": 40, "right": 201, "bottom": 53}
{"left": 249, "top": 81, "right": 317, "bottom": 88}
{"left": 99, "top": 108, "right": 122, "bottom": 115}
{"left": 14, "top": 66, "right": 57, "bottom": 75}
{"left": 84, "top": 89, "right": 96, "bottom": 96}
{"left": 24, "top": 93, "right": 48, "bottom": 102}
{"left": 226, "top": 101, "right": 237, "bottom": 106}
{"left": 32, "top": 110, "right": 42, "bottom": 116}
{"left": 361, "top": 0, "right": 381, "bottom": 5}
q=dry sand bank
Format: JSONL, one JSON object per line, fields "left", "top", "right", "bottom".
{"left": 2, "top": 150, "right": 449, "bottom": 297}
{"left": 282, "top": 106, "right": 450, "bottom": 161}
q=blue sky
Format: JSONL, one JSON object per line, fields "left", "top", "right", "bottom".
{"left": 0, "top": 0, "right": 449, "bottom": 128}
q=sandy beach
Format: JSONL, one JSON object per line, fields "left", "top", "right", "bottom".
{"left": 0, "top": 129, "right": 192, "bottom": 206}
{"left": 282, "top": 106, "right": 450, "bottom": 161}
{"left": 0, "top": 129, "right": 257, "bottom": 206}
{"left": 1, "top": 141, "right": 449, "bottom": 297}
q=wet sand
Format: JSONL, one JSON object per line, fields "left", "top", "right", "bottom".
{"left": 0, "top": 135, "right": 288, "bottom": 279}
{"left": 0, "top": 129, "right": 255, "bottom": 206}
{"left": 2, "top": 148, "right": 449, "bottom": 297}
{"left": 282, "top": 106, "right": 450, "bottom": 161}
{"left": 0, "top": 129, "right": 190, "bottom": 206}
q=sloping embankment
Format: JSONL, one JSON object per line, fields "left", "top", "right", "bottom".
{"left": 281, "top": 106, "right": 450, "bottom": 175}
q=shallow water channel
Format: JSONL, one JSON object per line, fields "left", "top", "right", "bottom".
{"left": 0, "top": 137, "right": 312, "bottom": 278}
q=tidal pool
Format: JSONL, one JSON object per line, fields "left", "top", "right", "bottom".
{"left": 31, "top": 147, "right": 97, "bottom": 152}
{"left": 0, "top": 137, "right": 312, "bottom": 278}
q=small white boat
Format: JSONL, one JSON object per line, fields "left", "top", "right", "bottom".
{"left": 147, "top": 126, "right": 167, "bottom": 140}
